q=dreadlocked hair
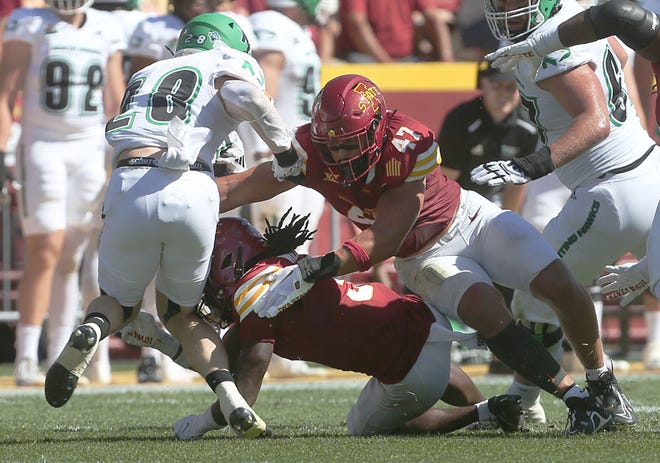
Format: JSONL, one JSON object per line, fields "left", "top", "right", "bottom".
{"left": 247, "top": 208, "right": 316, "bottom": 267}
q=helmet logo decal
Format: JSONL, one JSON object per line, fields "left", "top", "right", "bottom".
{"left": 353, "top": 82, "right": 381, "bottom": 113}
{"left": 328, "top": 129, "right": 336, "bottom": 137}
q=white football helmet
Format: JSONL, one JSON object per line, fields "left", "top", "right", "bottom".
{"left": 46, "top": 0, "right": 95, "bottom": 15}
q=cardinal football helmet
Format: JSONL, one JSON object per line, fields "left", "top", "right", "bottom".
{"left": 175, "top": 13, "right": 251, "bottom": 56}
{"left": 202, "top": 217, "right": 267, "bottom": 325}
{"left": 485, "top": 0, "right": 562, "bottom": 41}
{"left": 46, "top": 0, "right": 94, "bottom": 14}
{"left": 311, "top": 74, "right": 387, "bottom": 185}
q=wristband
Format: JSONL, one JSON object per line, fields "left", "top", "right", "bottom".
{"left": 342, "top": 239, "right": 372, "bottom": 272}
{"left": 511, "top": 146, "right": 555, "bottom": 180}
{"left": 274, "top": 146, "right": 299, "bottom": 168}
{"left": 298, "top": 252, "right": 341, "bottom": 282}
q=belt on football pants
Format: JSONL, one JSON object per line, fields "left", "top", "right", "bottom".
{"left": 116, "top": 156, "right": 211, "bottom": 173}
{"left": 599, "top": 144, "right": 655, "bottom": 178}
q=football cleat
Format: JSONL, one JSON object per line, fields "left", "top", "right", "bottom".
{"left": 137, "top": 356, "right": 162, "bottom": 383}
{"left": 487, "top": 394, "right": 525, "bottom": 432}
{"left": 587, "top": 370, "right": 637, "bottom": 426}
{"left": 228, "top": 407, "right": 272, "bottom": 439}
{"left": 564, "top": 395, "right": 613, "bottom": 436}
{"left": 173, "top": 414, "right": 212, "bottom": 441}
{"left": 15, "top": 358, "right": 46, "bottom": 387}
{"left": 44, "top": 324, "right": 99, "bottom": 408}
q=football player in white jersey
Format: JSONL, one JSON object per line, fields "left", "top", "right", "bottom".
{"left": 127, "top": 0, "right": 216, "bottom": 76}
{"left": 0, "top": 0, "right": 126, "bottom": 386}
{"left": 44, "top": 13, "right": 295, "bottom": 439}
{"left": 471, "top": 0, "right": 660, "bottom": 427}
{"left": 125, "top": 0, "right": 218, "bottom": 382}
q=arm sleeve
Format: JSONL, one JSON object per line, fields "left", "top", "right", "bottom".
{"left": 219, "top": 79, "right": 292, "bottom": 154}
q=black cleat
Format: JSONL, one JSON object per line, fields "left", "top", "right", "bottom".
{"left": 44, "top": 325, "right": 98, "bottom": 408}
{"left": 565, "top": 394, "right": 613, "bottom": 435}
{"left": 137, "top": 356, "right": 162, "bottom": 383}
{"left": 228, "top": 407, "right": 272, "bottom": 438}
{"left": 587, "top": 370, "right": 637, "bottom": 426}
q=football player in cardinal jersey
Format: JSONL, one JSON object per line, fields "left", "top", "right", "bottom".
{"left": 217, "top": 73, "right": 626, "bottom": 435}
{"left": 121, "top": 214, "right": 525, "bottom": 439}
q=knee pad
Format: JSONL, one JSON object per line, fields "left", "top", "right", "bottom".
{"left": 591, "top": 1, "right": 658, "bottom": 50}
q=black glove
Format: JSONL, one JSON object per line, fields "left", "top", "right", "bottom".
{"left": 297, "top": 252, "right": 341, "bottom": 282}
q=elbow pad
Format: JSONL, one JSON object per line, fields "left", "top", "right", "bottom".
{"left": 590, "top": 0, "right": 659, "bottom": 51}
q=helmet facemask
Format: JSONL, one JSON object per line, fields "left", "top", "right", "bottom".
{"left": 311, "top": 75, "right": 387, "bottom": 186}
{"left": 484, "top": 0, "right": 561, "bottom": 42}
{"left": 315, "top": 112, "right": 384, "bottom": 185}
{"left": 46, "top": 0, "right": 95, "bottom": 14}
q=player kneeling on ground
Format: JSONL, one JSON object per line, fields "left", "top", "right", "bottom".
{"left": 122, "top": 211, "right": 524, "bottom": 439}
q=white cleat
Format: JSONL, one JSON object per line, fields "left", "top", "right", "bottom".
{"left": 14, "top": 358, "right": 46, "bottom": 387}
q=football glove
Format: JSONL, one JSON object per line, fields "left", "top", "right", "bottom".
{"left": 248, "top": 265, "right": 314, "bottom": 318}
{"left": 596, "top": 259, "right": 650, "bottom": 307}
{"left": 486, "top": 28, "right": 563, "bottom": 73}
{"left": 470, "top": 160, "right": 530, "bottom": 186}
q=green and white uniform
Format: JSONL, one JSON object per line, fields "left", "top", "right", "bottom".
{"left": 510, "top": 0, "right": 660, "bottom": 324}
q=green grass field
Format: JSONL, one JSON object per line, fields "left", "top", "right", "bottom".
{"left": 1, "top": 372, "right": 659, "bottom": 463}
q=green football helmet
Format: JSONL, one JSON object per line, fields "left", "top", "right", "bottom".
{"left": 484, "top": 0, "right": 562, "bottom": 41}
{"left": 265, "top": 0, "right": 320, "bottom": 19}
{"left": 175, "top": 13, "right": 251, "bottom": 56}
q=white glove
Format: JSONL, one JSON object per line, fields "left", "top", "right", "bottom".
{"left": 470, "top": 160, "right": 530, "bottom": 187}
{"left": 596, "top": 260, "right": 650, "bottom": 307}
{"left": 120, "top": 312, "right": 178, "bottom": 350}
{"left": 249, "top": 264, "right": 314, "bottom": 318}
{"left": 272, "top": 155, "right": 303, "bottom": 181}
{"left": 486, "top": 27, "right": 563, "bottom": 73}
{"left": 486, "top": 41, "right": 541, "bottom": 73}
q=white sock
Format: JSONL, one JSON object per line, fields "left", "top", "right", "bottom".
{"left": 214, "top": 380, "right": 251, "bottom": 423}
{"left": 506, "top": 379, "right": 542, "bottom": 409}
{"left": 644, "top": 311, "right": 660, "bottom": 342}
{"left": 15, "top": 324, "right": 42, "bottom": 363}
{"left": 196, "top": 406, "right": 224, "bottom": 434}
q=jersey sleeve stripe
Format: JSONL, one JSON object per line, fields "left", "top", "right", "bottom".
{"left": 406, "top": 144, "right": 442, "bottom": 182}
